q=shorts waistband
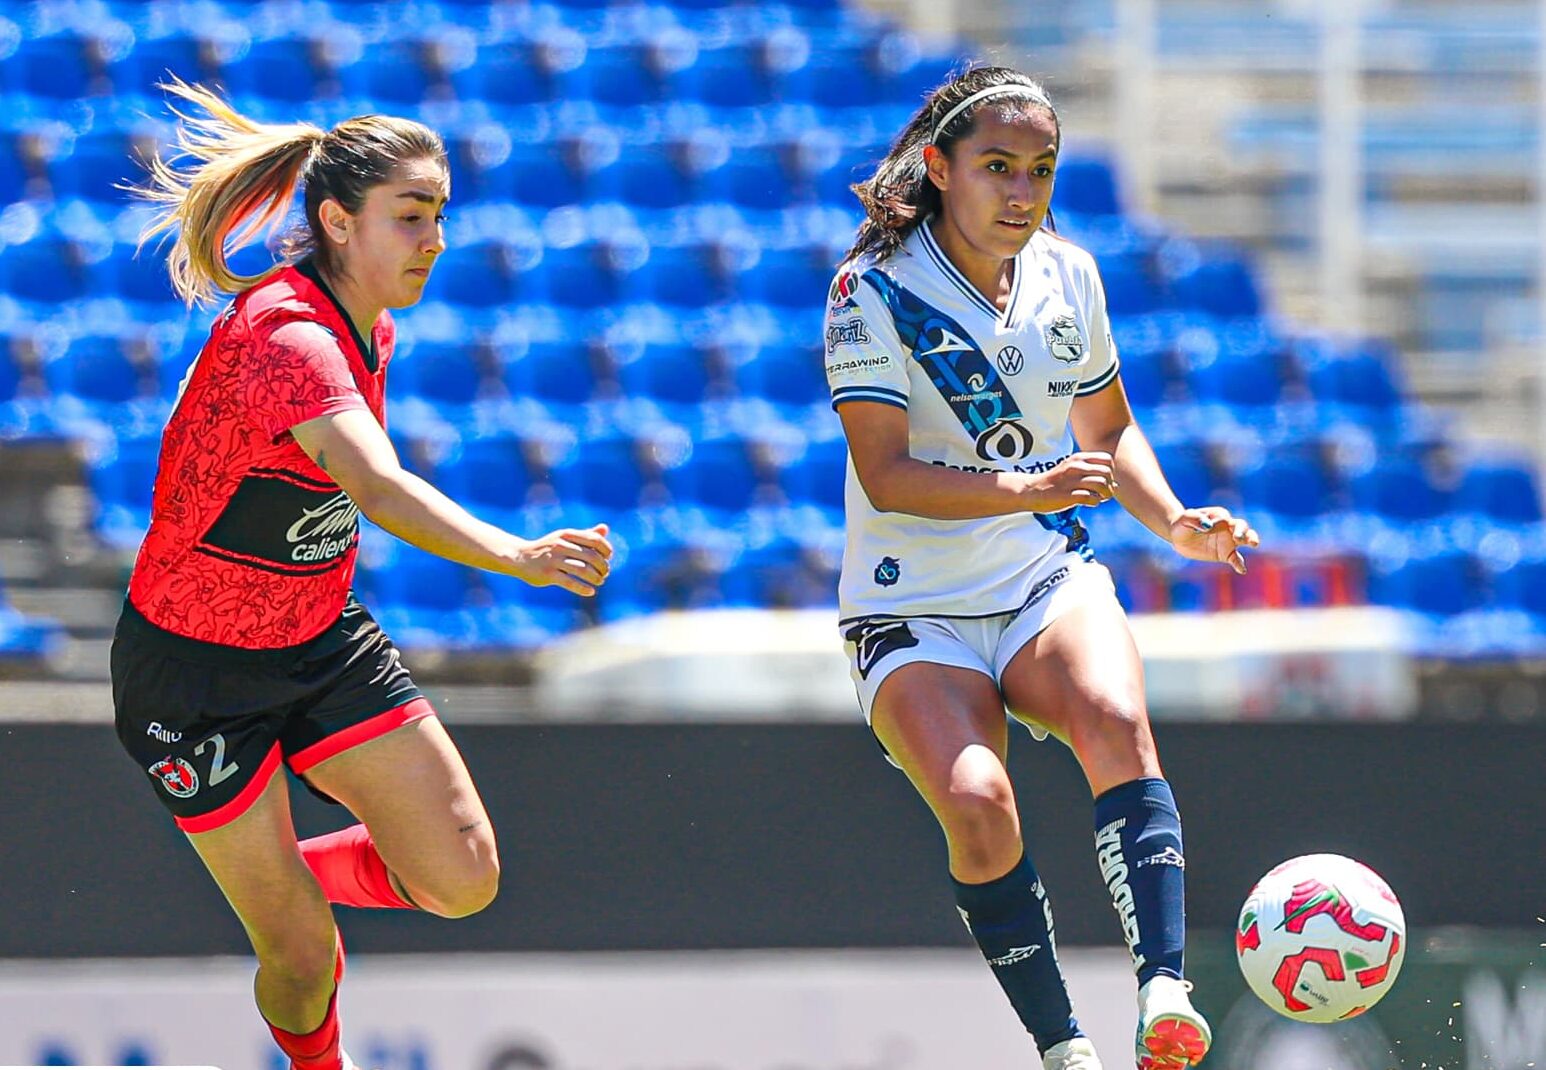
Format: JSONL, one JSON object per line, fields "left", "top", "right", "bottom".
{"left": 115, "top": 599, "right": 339, "bottom": 667}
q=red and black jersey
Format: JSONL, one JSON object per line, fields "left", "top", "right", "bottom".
{"left": 127, "top": 260, "right": 395, "bottom": 650}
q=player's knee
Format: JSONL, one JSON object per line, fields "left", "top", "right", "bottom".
{"left": 416, "top": 852, "right": 500, "bottom": 919}
{"left": 939, "top": 771, "right": 1019, "bottom": 859}
{"left": 255, "top": 927, "right": 339, "bottom": 989}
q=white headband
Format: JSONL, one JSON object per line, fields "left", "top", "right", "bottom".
{"left": 931, "top": 85, "right": 1052, "bottom": 143}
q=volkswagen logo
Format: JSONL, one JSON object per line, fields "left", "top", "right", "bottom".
{"left": 997, "top": 345, "right": 1025, "bottom": 375}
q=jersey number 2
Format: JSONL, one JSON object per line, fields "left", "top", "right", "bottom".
{"left": 194, "top": 732, "right": 241, "bottom": 787}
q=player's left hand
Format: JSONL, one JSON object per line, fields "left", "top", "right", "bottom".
{"left": 1169, "top": 506, "right": 1260, "bottom": 575}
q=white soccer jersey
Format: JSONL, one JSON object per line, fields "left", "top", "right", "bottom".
{"left": 824, "top": 222, "right": 1121, "bottom": 624}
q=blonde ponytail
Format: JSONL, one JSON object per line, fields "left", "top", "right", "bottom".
{"left": 132, "top": 77, "right": 325, "bottom": 306}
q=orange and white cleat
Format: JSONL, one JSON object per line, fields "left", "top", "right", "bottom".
{"left": 1135, "top": 976, "right": 1212, "bottom": 1068}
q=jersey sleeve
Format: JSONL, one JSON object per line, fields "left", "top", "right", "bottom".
{"left": 824, "top": 268, "right": 911, "bottom": 411}
{"left": 1076, "top": 260, "right": 1121, "bottom": 397}
{"left": 241, "top": 318, "right": 370, "bottom": 441}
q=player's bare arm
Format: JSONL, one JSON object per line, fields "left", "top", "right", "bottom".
{"left": 1070, "top": 373, "right": 1259, "bottom": 572}
{"left": 292, "top": 406, "right": 611, "bottom": 596}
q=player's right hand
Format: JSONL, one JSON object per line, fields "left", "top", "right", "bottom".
{"left": 506, "top": 523, "right": 613, "bottom": 596}
{"left": 1023, "top": 451, "right": 1118, "bottom": 512}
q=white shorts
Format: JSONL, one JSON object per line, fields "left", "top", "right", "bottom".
{"left": 840, "top": 553, "right": 1120, "bottom": 743}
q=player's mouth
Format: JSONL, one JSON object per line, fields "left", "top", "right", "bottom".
{"left": 406, "top": 266, "right": 432, "bottom": 278}
{"left": 997, "top": 218, "right": 1032, "bottom": 231}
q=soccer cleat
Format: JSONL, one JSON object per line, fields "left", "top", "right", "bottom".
{"left": 1135, "top": 976, "right": 1212, "bottom": 1069}
{"left": 1043, "top": 1037, "right": 1103, "bottom": 1070}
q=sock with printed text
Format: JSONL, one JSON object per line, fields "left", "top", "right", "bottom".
{"left": 1093, "top": 776, "right": 1186, "bottom": 986}
{"left": 299, "top": 823, "right": 416, "bottom": 910}
{"left": 952, "top": 851, "right": 1083, "bottom": 1055}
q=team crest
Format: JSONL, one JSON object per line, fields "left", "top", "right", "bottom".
{"left": 828, "top": 271, "right": 860, "bottom": 313}
{"left": 1045, "top": 314, "right": 1085, "bottom": 364}
{"left": 148, "top": 756, "right": 200, "bottom": 799}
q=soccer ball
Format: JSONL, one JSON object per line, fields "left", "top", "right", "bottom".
{"left": 1235, "top": 853, "right": 1406, "bottom": 1023}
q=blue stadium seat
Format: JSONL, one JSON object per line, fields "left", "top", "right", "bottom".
{"left": 1456, "top": 459, "right": 1543, "bottom": 525}
{"left": 1366, "top": 550, "right": 1482, "bottom": 617}
{"left": 229, "top": 37, "right": 325, "bottom": 103}
{"left": 1152, "top": 444, "right": 1217, "bottom": 509}
{"left": 348, "top": 40, "right": 433, "bottom": 105}
{"left": 49, "top": 131, "right": 140, "bottom": 203}
{"left": 0, "top": 343, "right": 22, "bottom": 404}
{"left": 501, "top": 341, "right": 601, "bottom": 406}
{"left": 595, "top": 145, "right": 696, "bottom": 210}
{"left": 1053, "top": 156, "right": 1122, "bottom": 216}
{"left": 572, "top": 45, "right": 666, "bottom": 107}
{"left": 1305, "top": 342, "right": 1404, "bottom": 412}
{"left": 393, "top": 342, "right": 485, "bottom": 406}
{"left": 616, "top": 345, "right": 714, "bottom": 406}
{"left": 783, "top": 437, "right": 847, "bottom": 511}
{"left": 369, "top": 545, "right": 479, "bottom": 612}
{"left": 1493, "top": 557, "right": 1546, "bottom": 616}
{"left": 1349, "top": 458, "right": 1449, "bottom": 522}
{"left": 1233, "top": 454, "right": 1331, "bottom": 522}
{"left": 544, "top": 242, "right": 645, "bottom": 310}
{"left": 548, "top": 436, "right": 650, "bottom": 511}
{"left": 1168, "top": 255, "right": 1264, "bottom": 319}
{"left": 798, "top": 58, "right": 883, "bottom": 109}
{"left": 735, "top": 344, "right": 828, "bottom": 406}
{"left": 715, "top": 144, "right": 795, "bottom": 209}
{"left": 428, "top": 241, "right": 518, "bottom": 308}
{"left": 507, "top": 143, "right": 586, "bottom": 209}
{"left": 12, "top": 33, "right": 96, "bottom": 99}
{"left": 1189, "top": 345, "right": 1284, "bottom": 408}
{"left": 749, "top": 245, "right": 830, "bottom": 308}
{"left": 111, "top": 243, "right": 179, "bottom": 305}
{"left": 686, "top": 46, "right": 774, "bottom": 108}
{"left": 450, "top": 46, "right": 552, "bottom": 107}
{"left": 1113, "top": 342, "right": 1172, "bottom": 410}
{"left": 91, "top": 434, "right": 161, "bottom": 516}
{"left": 45, "top": 337, "right": 145, "bottom": 405}
{"left": 642, "top": 243, "right": 734, "bottom": 308}
{"left": 663, "top": 437, "right": 760, "bottom": 511}
{"left": 110, "top": 33, "right": 207, "bottom": 97}
{"left": 1099, "top": 253, "right": 1165, "bottom": 317}
{"left": 0, "top": 238, "right": 103, "bottom": 303}
{"left": 436, "top": 436, "right": 533, "bottom": 514}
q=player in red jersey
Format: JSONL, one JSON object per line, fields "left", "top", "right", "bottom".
{"left": 113, "top": 80, "right": 613, "bottom": 1070}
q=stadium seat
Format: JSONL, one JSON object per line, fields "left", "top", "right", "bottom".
{"left": 1456, "top": 459, "right": 1543, "bottom": 525}
{"left": 501, "top": 340, "right": 602, "bottom": 406}
{"left": 735, "top": 344, "right": 828, "bottom": 406}
{"left": 596, "top": 145, "right": 696, "bottom": 209}
{"left": 48, "top": 131, "right": 141, "bottom": 203}
{"left": 45, "top": 337, "right": 147, "bottom": 406}
{"left": 436, "top": 436, "right": 533, "bottom": 514}
{"left": 229, "top": 37, "right": 326, "bottom": 103}
{"left": 429, "top": 241, "right": 519, "bottom": 308}
{"left": 1099, "top": 253, "right": 1165, "bottom": 317}
{"left": 1348, "top": 458, "right": 1449, "bottom": 523}
{"left": 1366, "top": 550, "right": 1483, "bottom": 617}
{"left": 0, "top": 238, "right": 103, "bottom": 304}
{"left": 547, "top": 436, "right": 651, "bottom": 512}
{"left": 1304, "top": 341, "right": 1405, "bottom": 413}
{"left": 615, "top": 345, "right": 715, "bottom": 406}
{"left": 1167, "top": 254, "right": 1264, "bottom": 319}
{"left": 749, "top": 245, "right": 830, "bottom": 308}
{"left": 1151, "top": 444, "right": 1218, "bottom": 509}
{"left": 1233, "top": 454, "right": 1331, "bottom": 522}
{"left": 642, "top": 242, "right": 735, "bottom": 308}
{"left": 110, "top": 33, "right": 208, "bottom": 97}
{"left": 662, "top": 437, "right": 761, "bottom": 512}
{"left": 449, "top": 45, "right": 552, "bottom": 107}
{"left": 90, "top": 434, "right": 161, "bottom": 515}
{"left": 1052, "top": 156, "right": 1122, "bottom": 216}
{"left": 11, "top": 33, "right": 96, "bottom": 99}
{"left": 686, "top": 46, "right": 775, "bottom": 108}
{"left": 393, "top": 342, "right": 486, "bottom": 406}
{"left": 346, "top": 39, "right": 433, "bottom": 105}
{"left": 783, "top": 437, "right": 847, "bottom": 511}
{"left": 369, "top": 544, "right": 479, "bottom": 612}
{"left": 1492, "top": 556, "right": 1546, "bottom": 616}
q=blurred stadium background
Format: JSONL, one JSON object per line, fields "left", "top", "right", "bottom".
{"left": 0, "top": 0, "right": 1542, "bottom": 1066}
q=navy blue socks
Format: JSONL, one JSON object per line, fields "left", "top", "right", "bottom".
{"left": 953, "top": 852, "right": 1083, "bottom": 1054}
{"left": 1093, "top": 776, "right": 1186, "bottom": 985}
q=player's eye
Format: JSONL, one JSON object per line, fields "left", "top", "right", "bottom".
{"left": 1034, "top": 164, "right": 1054, "bottom": 177}
{"left": 987, "top": 160, "right": 1008, "bottom": 173}
{"left": 402, "top": 214, "right": 420, "bottom": 223}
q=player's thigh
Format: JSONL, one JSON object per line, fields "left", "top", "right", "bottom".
{"left": 998, "top": 595, "right": 1156, "bottom": 760}
{"left": 185, "top": 772, "right": 335, "bottom": 969}
{"left": 300, "top": 715, "right": 497, "bottom": 896}
{"left": 871, "top": 661, "right": 1015, "bottom": 817}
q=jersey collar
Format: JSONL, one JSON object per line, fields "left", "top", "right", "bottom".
{"left": 919, "top": 219, "right": 1024, "bottom": 324}
{"left": 294, "top": 259, "right": 380, "bottom": 374}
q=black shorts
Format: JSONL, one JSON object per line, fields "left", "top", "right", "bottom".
{"left": 112, "top": 597, "right": 432, "bottom": 833}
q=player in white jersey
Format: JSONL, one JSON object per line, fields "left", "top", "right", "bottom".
{"left": 824, "top": 67, "right": 1259, "bottom": 1070}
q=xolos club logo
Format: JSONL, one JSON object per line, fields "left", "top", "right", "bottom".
{"left": 148, "top": 756, "right": 200, "bottom": 799}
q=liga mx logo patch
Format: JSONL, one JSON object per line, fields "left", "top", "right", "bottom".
{"left": 149, "top": 756, "right": 200, "bottom": 799}
{"left": 1045, "top": 314, "right": 1086, "bottom": 363}
{"left": 829, "top": 270, "right": 860, "bottom": 313}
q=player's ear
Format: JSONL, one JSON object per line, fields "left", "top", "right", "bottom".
{"left": 923, "top": 144, "right": 949, "bottom": 193}
{"left": 318, "top": 198, "right": 352, "bottom": 245}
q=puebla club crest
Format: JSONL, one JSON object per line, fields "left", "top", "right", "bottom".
{"left": 1045, "top": 314, "right": 1086, "bottom": 363}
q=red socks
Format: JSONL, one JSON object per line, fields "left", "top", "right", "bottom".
{"left": 299, "top": 823, "right": 415, "bottom": 910}
{"left": 266, "top": 939, "right": 349, "bottom": 1070}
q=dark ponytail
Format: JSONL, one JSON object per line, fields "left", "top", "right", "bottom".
{"left": 843, "top": 65, "right": 1057, "bottom": 265}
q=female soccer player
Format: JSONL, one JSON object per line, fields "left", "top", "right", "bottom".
{"left": 114, "top": 81, "right": 612, "bottom": 1070}
{"left": 824, "top": 66, "right": 1259, "bottom": 1070}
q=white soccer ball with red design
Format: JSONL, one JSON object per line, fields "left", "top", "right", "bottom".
{"left": 1235, "top": 853, "right": 1406, "bottom": 1023}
